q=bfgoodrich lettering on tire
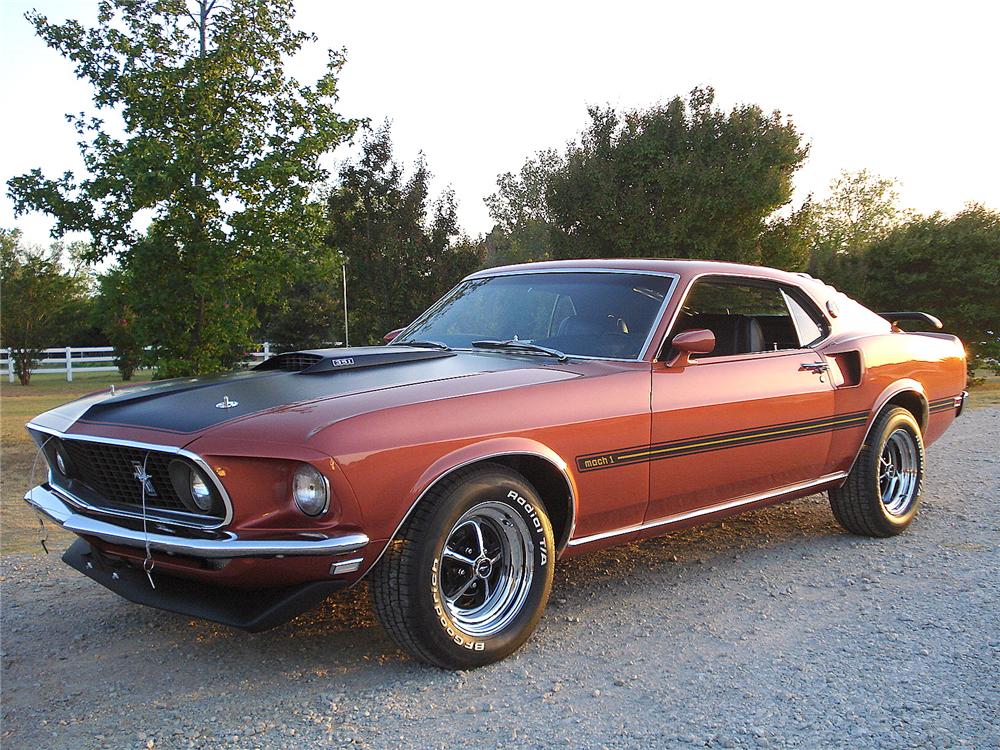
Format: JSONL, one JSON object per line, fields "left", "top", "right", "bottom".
{"left": 370, "top": 463, "right": 555, "bottom": 668}
{"left": 830, "top": 406, "right": 925, "bottom": 537}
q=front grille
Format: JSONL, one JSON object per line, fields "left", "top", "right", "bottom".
{"left": 57, "top": 440, "right": 225, "bottom": 524}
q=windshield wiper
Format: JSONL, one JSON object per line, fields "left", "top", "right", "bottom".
{"left": 394, "top": 339, "right": 451, "bottom": 351}
{"left": 472, "top": 339, "right": 568, "bottom": 362}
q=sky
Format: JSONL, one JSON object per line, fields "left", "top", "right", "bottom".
{"left": 2, "top": 0, "right": 998, "bottom": 247}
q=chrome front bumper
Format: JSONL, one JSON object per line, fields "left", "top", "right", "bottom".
{"left": 24, "top": 485, "right": 369, "bottom": 559}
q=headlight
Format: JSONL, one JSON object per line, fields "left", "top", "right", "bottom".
{"left": 168, "top": 459, "right": 218, "bottom": 514}
{"left": 189, "top": 471, "right": 214, "bottom": 512}
{"left": 292, "top": 463, "right": 329, "bottom": 517}
{"left": 46, "top": 439, "right": 74, "bottom": 478}
{"left": 53, "top": 441, "right": 72, "bottom": 476}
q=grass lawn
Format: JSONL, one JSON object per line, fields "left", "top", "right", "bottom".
{"left": 968, "top": 371, "right": 1000, "bottom": 408}
{"left": 1, "top": 369, "right": 996, "bottom": 557}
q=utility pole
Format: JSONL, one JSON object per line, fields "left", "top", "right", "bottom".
{"left": 339, "top": 251, "right": 349, "bottom": 347}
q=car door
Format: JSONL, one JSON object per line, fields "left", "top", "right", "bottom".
{"left": 645, "top": 276, "right": 837, "bottom": 522}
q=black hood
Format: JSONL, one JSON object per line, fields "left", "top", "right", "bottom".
{"left": 66, "top": 346, "right": 568, "bottom": 435}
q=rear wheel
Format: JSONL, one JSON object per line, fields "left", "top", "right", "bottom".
{"left": 370, "top": 463, "right": 554, "bottom": 668}
{"left": 829, "top": 406, "right": 925, "bottom": 537}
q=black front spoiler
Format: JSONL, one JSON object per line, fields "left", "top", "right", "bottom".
{"left": 63, "top": 539, "right": 347, "bottom": 632}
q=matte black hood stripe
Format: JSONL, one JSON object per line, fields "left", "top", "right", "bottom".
{"left": 70, "top": 348, "right": 564, "bottom": 435}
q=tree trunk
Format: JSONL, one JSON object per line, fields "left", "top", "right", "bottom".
{"left": 14, "top": 349, "right": 34, "bottom": 386}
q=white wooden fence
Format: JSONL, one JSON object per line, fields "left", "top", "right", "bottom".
{"left": 0, "top": 344, "right": 273, "bottom": 383}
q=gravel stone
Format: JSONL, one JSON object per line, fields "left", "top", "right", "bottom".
{"left": 1, "top": 408, "right": 998, "bottom": 749}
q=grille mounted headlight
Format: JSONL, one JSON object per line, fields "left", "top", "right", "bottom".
{"left": 168, "top": 459, "right": 219, "bottom": 514}
{"left": 188, "top": 470, "right": 214, "bottom": 512}
{"left": 292, "top": 463, "right": 329, "bottom": 517}
{"left": 54, "top": 442, "right": 72, "bottom": 476}
{"left": 45, "top": 438, "right": 75, "bottom": 478}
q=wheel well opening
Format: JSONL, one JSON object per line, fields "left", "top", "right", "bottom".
{"left": 489, "top": 455, "right": 573, "bottom": 553}
{"left": 884, "top": 391, "right": 928, "bottom": 433}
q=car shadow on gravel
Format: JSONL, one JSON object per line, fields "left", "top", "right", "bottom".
{"left": 19, "top": 492, "right": 854, "bottom": 676}
{"left": 554, "top": 494, "right": 848, "bottom": 584}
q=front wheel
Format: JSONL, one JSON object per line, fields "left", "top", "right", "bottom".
{"left": 829, "top": 406, "right": 925, "bottom": 537}
{"left": 370, "top": 463, "right": 554, "bottom": 668}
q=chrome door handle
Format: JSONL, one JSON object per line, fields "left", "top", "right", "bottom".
{"left": 800, "top": 361, "right": 829, "bottom": 382}
{"left": 799, "top": 362, "right": 829, "bottom": 373}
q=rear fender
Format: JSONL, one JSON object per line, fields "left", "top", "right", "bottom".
{"left": 844, "top": 380, "right": 928, "bottom": 477}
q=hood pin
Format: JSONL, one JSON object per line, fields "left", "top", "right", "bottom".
{"left": 216, "top": 395, "right": 239, "bottom": 409}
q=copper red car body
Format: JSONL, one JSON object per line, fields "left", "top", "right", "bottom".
{"left": 24, "top": 259, "right": 967, "bottom": 633}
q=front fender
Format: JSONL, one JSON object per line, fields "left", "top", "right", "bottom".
{"left": 404, "top": 436, "right": 576, "bottom": 515}
{"left": 356, "top": 437, "right": 579, "bottom": 580}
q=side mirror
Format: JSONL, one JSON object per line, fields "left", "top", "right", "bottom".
{"left": 383, "top": 327, "right": 405, "bottom": 343}
{"left": 665, "top": 329, "right": 715, "bottom": 367}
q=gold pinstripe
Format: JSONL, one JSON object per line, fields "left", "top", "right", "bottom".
{"left": 615, "top": 414, "right": 867, "bottom": 462}
{"left": 577, "top": 393, "right": 963, "bottom": 472}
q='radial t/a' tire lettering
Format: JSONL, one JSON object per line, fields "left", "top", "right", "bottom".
{"left": 370, "top": 463, "right": 555, "bottom": 668}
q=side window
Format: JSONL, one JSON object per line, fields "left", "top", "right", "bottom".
{"left": 666, "top": 278, "right": 826, "bottom": 358}
{"left": 781, "top": 289, "right": 825, "bottom": 347}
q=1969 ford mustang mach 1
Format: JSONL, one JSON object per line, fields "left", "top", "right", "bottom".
{"left": 25, "top": 259, "right": 967, "bottom": 668}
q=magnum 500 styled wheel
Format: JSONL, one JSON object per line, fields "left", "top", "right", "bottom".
{"left": 830, "top": 406, "right": 925, "bottom": 537}
{"left": 370, "top": 463, "right": 555, "bottom": 668}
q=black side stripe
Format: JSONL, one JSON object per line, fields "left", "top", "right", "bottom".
{"left": 576, "top": 393, "right": 965, "bottom": 473}
{"left": 929, "top": 395, "right": 961, "bottom": 413}
{"left": 576, "top": 410, "right": 869, "bottom": 473}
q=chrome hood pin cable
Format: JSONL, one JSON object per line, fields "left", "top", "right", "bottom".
{"left": 28, "top": 437, "right": 52, "bottom": 554}
{"left": 139, "top": 452, "right": 156, "bottom": 589}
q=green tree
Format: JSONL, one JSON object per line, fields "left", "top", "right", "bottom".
{"left": 487, "top": 87, "right": 809, "bottom": 268}
{"left": 865, "top": 205, "right": 1000, "bottom": 374}
{"left": 0, "top": 229, "right": 91, "bottom": 385}
{"left": 326, "top": 124, "right": 481, "bottom": 345}
{"left": 805, "top": 170, "right": 908, "bottom": 298}
{"left": 484, "top": 149, "right": 562, "bottom": 265}
{"left": 255, "top": 237, "right": 346, "bottom": 351}
{"left": 7, "top": 0, "right": 358, "bottom": 377}
{"left": 93, "top": 266, "right": 144, "bottom": 379}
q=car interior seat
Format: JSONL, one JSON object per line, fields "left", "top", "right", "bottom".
{"left": 556, "top": 314, "right": 628, "bottom": 337}
{"left": 674, "top": 313, "right": 765, "bottom": 356}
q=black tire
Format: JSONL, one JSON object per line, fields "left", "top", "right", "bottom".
{"left": 829, "top": 406, "right": 925, "bottom": 537}
{"left": 370, "top": 463, "right": 555, "bottom": 668}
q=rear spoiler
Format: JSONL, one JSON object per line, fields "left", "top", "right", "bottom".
{"left": 878, "top": 311, "right": 943, "bottom": 329}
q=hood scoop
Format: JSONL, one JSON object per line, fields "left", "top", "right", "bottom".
{"left": 253, "top": 346, "right": 454, "bottom": 374}
{"left": 253, "top": 352, "right": 325, "bottom": 372}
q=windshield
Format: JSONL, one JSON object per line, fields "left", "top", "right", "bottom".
{"left": 394, "top": 272, "right": 675, "bottom": 359}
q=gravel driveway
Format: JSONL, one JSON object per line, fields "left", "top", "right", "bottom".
{"left": 2, "top": 408, "right": 998, "bottom": 750}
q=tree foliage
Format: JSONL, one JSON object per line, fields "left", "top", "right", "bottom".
{"left": 865, "top": 205, "right": 1000, "bottom": 374}
{"left": 486, "top": 87, "right": 809, "bottom": 268}
{"left": 326, "top": 124, "right": 481, "bottom": 345}
{"left": 0, "top": 229, "right": 91, "bottom": 385}
{"left": 7, "top": 0, "right": 358, "bottom": 376}
{"left": 92, "top": 265, "right": 144, "bottom": 379}
{"left": 484, "top": 149, "right": 562, "bottom": 265}
{"left": 805, "top": 170, "right": 908, "bottom": 299}
{"left": 255, "top": 236, "right": 346, "bottom": 351}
